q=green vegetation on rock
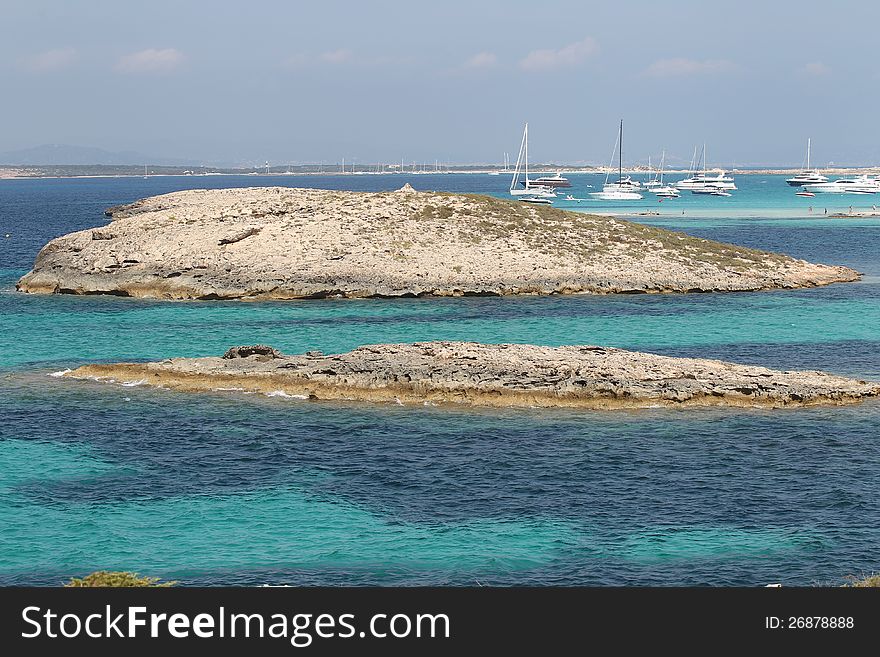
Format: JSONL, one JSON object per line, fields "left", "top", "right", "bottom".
{"left": 845, "top": 573, "right": 880, "bottom": 587}
{"left": 64, "top": 571, "right": 176, "bottom": 587}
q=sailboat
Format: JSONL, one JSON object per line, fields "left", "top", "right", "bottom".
{"left": 488, "top": 152, "right": 510, "bottom": 176}
{"left": 786, "top": 138, "right": 827, "bottom": 186}
{"left": 644, "top": 156, "right": 661, "bottom": 189}
{"left": 651, "top": 151, "right": 680, "bottom": 198}
{"left": 589, "top": 120, "right": 643, "bottom": 200}
{"left": 509, "top": 123, "right": 555, "bottom": 200}
{"left": 675, "top": 144, "right": 736, "bottom": 192}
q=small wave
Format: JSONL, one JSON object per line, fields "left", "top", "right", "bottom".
{"left": 48, "top": 369, "right": 72, "bottom": 378}
{"left": 120, "top": 379, "right": 148, "bottom": 387}
{"left": 266, "top": 390, "right": 308, "bottom": 399}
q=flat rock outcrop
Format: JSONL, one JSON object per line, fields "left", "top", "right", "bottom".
{"left": 64, "top": 342, "right": 880, "bottom": 409}
{"left": 17, "top": 186, "right": 859, "bottom": 299}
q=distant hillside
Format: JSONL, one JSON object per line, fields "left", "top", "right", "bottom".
{"left": 0, "top": 144, "right": 197, "bottom": 166}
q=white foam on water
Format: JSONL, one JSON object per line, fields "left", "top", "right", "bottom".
{"left": 48, "top": 369, "right": 72, "bottom": 378}
{"left": 214, "top": 386, "right": 246, "bottom": 392}
{"left": 266, "top": 390, "right": 309, "bottom": 399}
{"left": 120, "top": 379, "right": 148, "bottom": 387}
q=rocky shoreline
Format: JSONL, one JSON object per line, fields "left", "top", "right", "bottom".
{"left": 63, "top": 342, "right": 880, "bottom": 410}
{"left": 17, "top": 186, "right": 859, "bottom": 300}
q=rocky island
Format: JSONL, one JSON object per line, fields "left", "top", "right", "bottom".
{"left": 17, "top": 186, "right": 859, "bottom": 299}
{"left": 63, "top": 342, "right": 880, "bottom": 409}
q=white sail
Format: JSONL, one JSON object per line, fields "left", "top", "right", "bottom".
{"left": 509, "top": 123, "right": 529, "bottom": 195}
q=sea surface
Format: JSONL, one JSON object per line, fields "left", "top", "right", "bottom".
{"left": 1, "top": 172, "right": 879, "bottom": 586}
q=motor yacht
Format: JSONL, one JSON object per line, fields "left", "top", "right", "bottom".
{"left": 802, "top": 176, "right": 880, "bottom": 194}
{"left": 786, "top": 139, "right": 828, "bottom": 186}
{"left": 675, "top": 144, "right": 736, "bottom": 191}
{"left": 528, "top": 172, "right": 572, "bottom": 188}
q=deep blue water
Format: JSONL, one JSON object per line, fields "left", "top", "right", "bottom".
{"left": 1, "top": 173, "right": 878, "bottom": 586}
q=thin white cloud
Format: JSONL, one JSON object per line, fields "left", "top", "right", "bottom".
{"left": 286, "top": 49, "right": 352, "bottom": 68}
{"left": 801, "top": 62, "right": 831, "bottom": 76}
{"left": 319, "top": 49, "right": 352, "bottom": 64}
{"left": 285, "top": 50, "right": 408, "bottom": 70}
{"left": 22, "top": 48, "right": 77, "bottom": 72}
{"left": 644, "top": 58, "right": 735, "bottom": 78}
{"left": 463, "top": 52, "right": 497, "bottom": 69}
{"left": 285, "top": 53, "right": 311, "bottom": 69}
{"left": 519, "top": 37, "right": 598, "bottom": 72}
{"left": 115, "top": 48, "right": 184, "bottom": 73}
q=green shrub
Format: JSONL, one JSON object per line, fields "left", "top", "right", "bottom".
{"left": 845, "top": 573, "right": 880, "bottom": 587}
{"left": 64, "top": 571, "right": 176, "bottom": 587}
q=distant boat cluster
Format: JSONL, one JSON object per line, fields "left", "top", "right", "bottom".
{"left": 507, "top": 122, "right": 737, "bottom": 205}
{"left": 787, "top": 139, "right": 880, "bottom": 197}
{"left": 505, "top": 125, "right": 880, "bottom": 205}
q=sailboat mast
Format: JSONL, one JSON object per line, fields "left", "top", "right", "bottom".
{"left": 807, "top": 138, "right": 811, "bottom": 171}
{"left": 510, "top": 122, "right": 528, "bottom": 194}
{"left": 618, "top": 119, "right": 623, "bottom": 182}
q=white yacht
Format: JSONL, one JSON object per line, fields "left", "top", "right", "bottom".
{"left": 802, "top": 175, "right": 880, "bottom": 194}
{"left": 650, "top": 151, "right": 679, "bottom": 198}
{"left": 509, "top": 124, "right": 555, "bottom": 199}
{"left": 529, "top": 172, "right": 572, "bottom": 188}
{"left": 691, "top": 186, "right": 732, "bottom": 197}
{"left": 593, "top": 188, "right": 643, "bottom": 200}
{"left": 590, "top": 120, "right": 644, "bottom": 201}
{"left": 644, "top": 156, "right": 662, "bottom": 189}
{"left": 518, "top": 195, "right": 554, "bottom": 205}
{"left": 786, "top": 138, "right": 827, "bottom": 186}
{"left": 675, "top": 144, "right": 737, "bottom": 191}
{"left": 488, "top": 152, "right": 510, "bottom": 176}
{"left": 655, "top": 187, "right": 680, "bottom": 198}
{"left": 605, "top": 175, "right": 641, "bottom": 190}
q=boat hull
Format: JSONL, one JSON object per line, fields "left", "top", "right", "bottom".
{"left": 589, "top": 191, "right": 643, "bottom": 200}
{"left": 801, "top": 183, "right": 879, "bottom": 194}
{"left": 786, "top": 178, "right": 827, "bottom": 187}
{"left": 527, "top": 180, "right": 572, "bottom": 188}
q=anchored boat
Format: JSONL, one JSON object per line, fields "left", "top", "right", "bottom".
{"left": 786, "top": 138, "right": 827, "bottom": 187}
{"left": 509, "top": 123, "right": 556, "bottom": 200}
{"left": 590, "top": 120, "right": 644, "bottom": 201}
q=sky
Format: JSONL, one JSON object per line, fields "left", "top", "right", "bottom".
{"left": 1, "top": 0, "right": 879, "bottom": 167}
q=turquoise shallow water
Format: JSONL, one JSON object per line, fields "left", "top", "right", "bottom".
{"left": 1, "top": 174, "right": 879, "bottom": 585}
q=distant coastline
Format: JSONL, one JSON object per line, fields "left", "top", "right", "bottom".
{"left": 3, "top": 164, "right": 880, "bottom": 180}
